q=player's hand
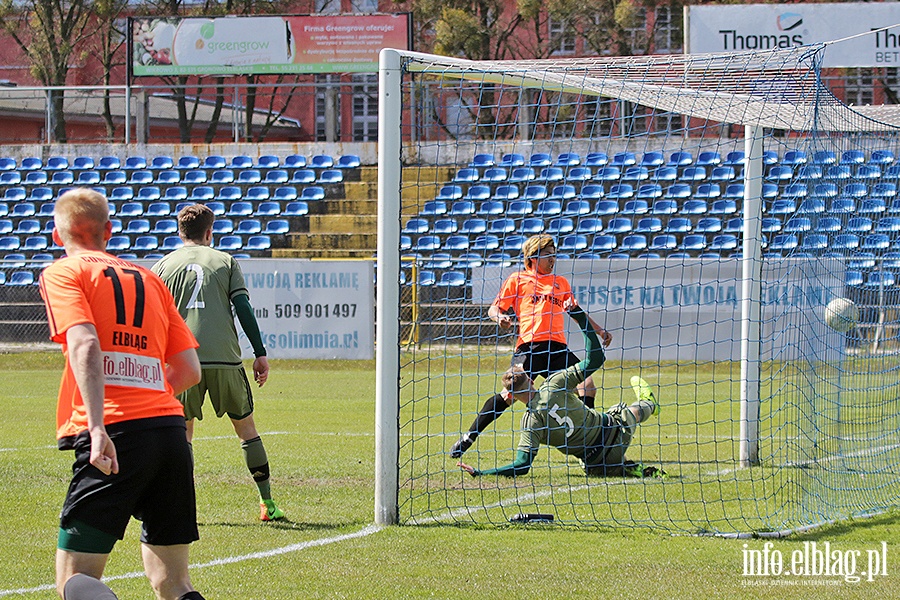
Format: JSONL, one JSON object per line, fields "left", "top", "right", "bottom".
{"left": 89, "top": 428, "right": 118, "bottom": 476}
{"left": 597, "top": 327, "right": 613, "bottom": 348}
{"left": 496, "top": 313, "right": 514, "bottom": 329}
{"left": 563, "top": 296, "right": 579, "bottom": 312}
{"left": 457, "top": 461, "right": 477, "bottom": 476}
{"left": 252, "top": 356, "right": 270, "bottom": 387}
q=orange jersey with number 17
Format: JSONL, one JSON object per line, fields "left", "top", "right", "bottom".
{"left": 492, "top": 270, "right": 573, "bottom": 347}
{"left": 39, "top": 250, "right": 198, "bottom": 442}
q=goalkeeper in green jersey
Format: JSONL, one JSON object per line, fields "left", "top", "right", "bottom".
{"left": 457, "top": 298, "right": 662, "bottom": 478}
{"left": 152, "top": 204, "right": 285, "bottom": 522}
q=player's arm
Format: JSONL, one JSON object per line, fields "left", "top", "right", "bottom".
{"left": 166, "top": 348, "right": 201, "bottom": 396}
{"left": 569, "top": 305, "right": 606, "bottom": 377}
{"left": 66, "top": 323, "right": 118, "bottom": 476}
{"left": 232, "top": 293, "right": 269, "bottom": 386}
{"left": 458, "top": 448, "right": 537, "bottom": 477}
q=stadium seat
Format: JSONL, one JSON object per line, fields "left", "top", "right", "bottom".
{"left": 212, "top": 219, "right": 234, "bottom": 234}
{"left": 244, "top": 186, "right": 271, "bottom": 202}
{"left": 163, "top": 187, "right": 188, "bottom": 201}
{"left": 584, "top": 152, "right": 609, "bottom": 167}
{"left": 123, "top": 219, "right": 151, "bottom": 234}
{"left": 832, "top": 233, "right": 860, "bottom": 250}
{"left": 205, "top": 201, "right": 226, "bottom": 216}
{"left": 861, "top": 233, "right": 891, "bottom": 251}
{"left": 635, "top": 184, "right": 662, "bottom": 200}
{"left": 723, "top": 151, "right": 746, "bottom": 165}
{"left": 783, "top": 216, "right": 812, "bottom": 233}
{"left": 664, "top": 183, "right": 691, "bottom": 199}
{"left": 0, "top": 237, "right": 20, "bottom": 252}
{"left": 182, "top": 170, "right": 207, "bottom": 185}
{"left": 873, "top": 183, "right": 897, "bottom": 198}
{"left": 652, "top": 166, "right": 678, "bottom": 181}
{"left": 782, "top": 183, "right": 808, "bottom": 199}
{"left": 443, "top": 234, "right": 470, "bottom": 251}
{"left": 875, "top": 216, "right": 900, "bottom": 233}
{"left": 10, "top": 202, "right": 36, "bottom": 217}
{"left": 607, "top": 184, "right": 634, "bottom": 199}
{"left": 317, "top": 169, "right": 343, "bottom": 184}
{"left": 174, "top": 156, "right": 199, "bottom": 170}
{"left": 640, "top": 151, "right": 664, "bottom": 167}
{"left": 488, "top": 218, "right": 516, "bottom": 234}
{"left": 432, "top": 218, "right": 458, "bottom": 235}
{"left": 825, "top": 165, "right": 852, "bottom": 180}
{"left": 106, "top": 235, "right": 130, "bottom": 251}
{"left": 237, "top": 169, "right": 262, "bottom": 184}
{"left": 857, "top": 165, "right": 882, "bottom": 179}
{"left": 230, "top": 155, "right": 254, "bottom": 169}
{"left": 202, "top": 155, "right": 226, "bottom": 170}
{"left": 605, "top": 217, "right": 632, "bottom": 234}
{"left": 620, "top": 234, "right": 648, "bottom": 252}
{"left": 311, "top": 154, "right": 335, "bottom": 169}
{"left": 0, "top": 219, "right": 11, "bottom": 234}
{"left": 4, "top": 187, "right": 25, "bottom": 201}
{"left": 711, "top": 165, "right": 738, "bottom": 181}
{"left": 335, "top": 155, "right": 361, "bottom": 169}
{"left": 509, "top": 167, "right": 536, "bottom": 183}
{"left": 621, "top": 199, "right": 650, "bottom": 215}
{"left": 529, "top": 153, "right": 552, "bottom": 167}
{"left": 19, "top": 157, "right": 41, "bottom": 171}
{"left": 403, "top": 218, "right": 429, "bottom": 234}
{"left": 536, "top": 167, "right": 565, "bottom": 182}
{"left": 262, "top": 170, "right": 289, "bottom": 185}
{"left": 555, "top": 152, "right": 582, "bottom": 167}
{"left": 595, "top": 200, "right": 619, "bottom": 216}
{"left": 533, "top": 200, "right": 562, "bottom": 216}
{"left": 449, "top": 200, "right": 476, "bottom": 215}
{"left": 810, "top": 150, "right": 836, "bottom": 165}
{"left": 502, "top": 235, "right": 527, "bottom": 252}
{"left": 300, "top": 186, "right": 326, "bottom": 201}
{"left": 622, "top": 166, "right": 650, "bottom": 181}
{"left": 865, "top": 271, "right": 895, "bottom": 288}
{"left": 499, "top": 153, "right": 525, "bottom": 168}
{"left": 101, "top": 170, "right": 127, "bottom": 185}
{"left": 546, "top": 217, "right": 575, "bottom": 235}
{"left": 594, "top": 166, "right": 621, "bottom": 181}
{"left": 782, "top": 149, "right": 807, "bottom": 165}
{"left": 215, "top": 235, "right": 243, "bottom": 251}
{"left": 264, "top": 220, "right": 290, "bottom": 235}
{"left": 188, "top": 186, "right": 215, "bottom": 201}
{"left": 696, "top": 151, "right": 721, "bottom": 166}
{"left": 117, "top": 202, "right": 144, "bottom": 217}
{"left": 840, "top": 149, "right": 865, "bottom": 164}
{"left": 282, "top": 155, "right": 306, "bottom": 170}
{"left": 558, "top": 234, "right": 588, "bottom": 252}
{"left": 767, "top": 200, "right": 796, "bottom": 215}
{"left": 523, "top": 184, "right": 548, "bottom": 201}
{"left": 0, "top": 157, "right": 15, "bottom": 171}
{"left": 871, "top": 149, "right": 895, "bottom": 165}
{"left": 43, "top": 156, "right": 67, "bottom": 171}
{"left": 796, "top": 198, "right": 825, "bottom": 214}
{"left": 15, "top": 219, "right": 40, "bottom": 234}
{"left": 254, "top": 202, "right": 281, "bottom": 217}
{"left": 30, "top": 187, "right": 53, "bottom": 202}
{"left": 828, "top": 197, "right": 856, "bottom": 214}
{"left": 226, "top": 202, "right": 253, "bottom": 217}
{"left": 160, "top": 236, "right": 184, "bottom": 251}
{"left": 817, "top": 217, "right": 842, "bottom": 232}
{"left": 470, "top": 234, "right": 500, "bottom": 251}
{"left": 680, "top": 166, "right": 706, "bottom": 181}
{"left": 0, "top": 171, "right": 21, "bottom": 185}
{"left": 236, "top": 219, "right": 263, "bottom": 235}
{"left": 151, "top": 219, "right": 177, "bottom": 234}
{"left": 649, "top": 234, "right": 677, "bottom": 251}
{"left": 210, "top": 169, "right": 236, "bottom": 184}
{"left": 668, "top": 151, "right": 693, "bottom": 166}
{"left": 766, "top": 165, "right": 792, "bottom": 181}
{"left": 681, "top": 200, "right": 708, "bottom": 215}
{"left": 420, "top": 201, "right": 446, "bottom": 216}
{"left": 75, "top": 171, "right": 101, "bottom": 185}
{"left": 128, "top": 170, "right": 154, "bottom": 185}
{"left": 634, "top": 217, "right": 663, "bottom": 233}
{"left": 680, "top": 234, "right": 707, "bottom": 251}
{"left": 563, "top": 199, "right": 591, "bottom": 216}
{"left": 149, "top": 156, "right": 174, "bottom": 170}
{"left": 709, "top": 234, "right": 739, "bottom": 252}
{"left": 709, "top": 199, "right": 738, "bottom": 215}
{"left": 665, "top": 217, "right": 692, "bottom": 233}
{"left": 477, "top": 200, "right": 504, "bottom": 215}
{"left": 591, "top": 234, "right": 617, "bottom": 252}
{"left": 464, "top": 185, "right": 490, "bottom": 202}
{"left": 460, "top": 218, "right": 487, "bottom": 235}
{"left": 575, "top": 217, "right": 604, "bottom": 234}
{"left": 580, "top": 184, "right": 604, "bottom": 200}
{"left": 800, "top": 233, "right": 828, "bottom": 252}
{"left": 506, "top": 200, "right": 532, "bottom": 216}
{"left": 567, "top": 167, "right": 592, "bottom": 182}
{"left": 492, "top": 184, "right": 519, "bottom": 200}
{"left": 519, "top": 217, "right": 544, "bottom": 234}
{"left": 859, "top": 198, "right": 887, "bottom": 214}
{"left": 253, "top": 155, "right": 279, "bottom": 170}
{"left": 548, "top": 184, "right": 577, "bottom": 201}
{"left": 694, "top": 217, "right": 722, "bottom": 233}
{"left": 812, "top": 182, "right": 838, "bottom": 198}
{"left": 768, "top": 233, "right": 799, "bottom": 252}
{"left": 24, "top": 171, "right": 48, "bottom": 185}
{"left": 651, "top": 199, "right": 678, "bottom": 215}
{"left": 7, "top": 271, "right": 34, "bottom": 286}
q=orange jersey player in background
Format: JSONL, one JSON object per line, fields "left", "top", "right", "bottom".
{"left": 450, "top": 234, "right": 612, "bottom": 458}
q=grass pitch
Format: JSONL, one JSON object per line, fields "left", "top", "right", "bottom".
{"left": 0, "top": 352, "right": 898, "bottom": 599}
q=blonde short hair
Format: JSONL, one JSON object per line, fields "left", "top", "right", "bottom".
{"left": 521, "top": 234, "right": 556, "bottom": 269}
{"left": 54, "top": 188, "right": 110, "bottom": 247}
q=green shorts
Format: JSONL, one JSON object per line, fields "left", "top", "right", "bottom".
{"left": 179, "top": 367, "right": 254, "bottom": 421}
{"left": 581, "top": 404, "right": 637, "bottom": 477}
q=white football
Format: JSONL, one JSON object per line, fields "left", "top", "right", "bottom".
{"left": 824, "top": 297, "right": 859, "bottom": 333}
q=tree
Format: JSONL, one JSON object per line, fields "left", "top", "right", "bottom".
{"left": 0, "top": 0, "right": 94, "bottom": 142}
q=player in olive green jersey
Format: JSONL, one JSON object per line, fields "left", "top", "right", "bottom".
{"left": 152, "top": 204, "right": 285, "bottom": 522}
{"left": 458, "top": 298, "right": 662, "bottom": 478}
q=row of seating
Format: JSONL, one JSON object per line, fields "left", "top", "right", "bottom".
{"left": 0, "top": 231, "right": 275, "bottom": 254}
{"left": 0, "top": 198, "right": 315, "bottom": 219}
{"left": 0, "top": 154, "right": 362, "bottom": 172}
{"left": 0, "top": 168, "right": 346, "bottom": 188}
{"left": 464, "top": 149, "right": 895, "bottom": 171}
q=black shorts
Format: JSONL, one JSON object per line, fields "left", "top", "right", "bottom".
{"left": 512, "top": 340, "right": 580, "bottom": 381}
{"left": 60, "top": 416, "right": 199, "bottom": 547}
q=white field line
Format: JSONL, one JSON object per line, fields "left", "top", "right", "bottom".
{"left": 0, "top": 524, "right": 383, "bottom": 597}
{"left": 708, "top": 442, "right": 900, "bottom": 477}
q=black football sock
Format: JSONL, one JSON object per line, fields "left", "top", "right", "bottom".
{"left": 469, "top": 393, "right": 509, "bottom": 435}
{"left": 580, "top": 394, "right": 595, "bottom": 409}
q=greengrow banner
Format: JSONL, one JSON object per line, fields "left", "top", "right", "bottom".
{"left": 130, "top": 14, "right": 410, "bottom": 76}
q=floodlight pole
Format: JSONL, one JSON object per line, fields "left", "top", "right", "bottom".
{"left": 374, "top": 48, "right": 402, "bottom": 526}
{"left": 739, "top": 125, "right": 763, "bottom": 467}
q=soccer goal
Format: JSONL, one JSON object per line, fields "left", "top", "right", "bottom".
{"left": 375, "top": 43, "right": 900, "bottom": 534}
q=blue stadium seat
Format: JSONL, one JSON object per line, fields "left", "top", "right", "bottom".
{"left": 844, "top": 270, "right": 864, "bottom": 287}
{"left": 282, "top": 201, "right": 309, "bottom": 217}
{"left": 649, "top": 234, "right": 677, "bottom": 251}
{"left": 311, "top": 154, "right": 335, "bottom": 169}
{"left": 403, "top": 218, "right": 429, "bottom": 234}
{"left": 523, "top": 184, "right": 548, "bottom": 201}
{"left": 506, "top": 200, "right": 532, "bottom": 216}
{"left": 117, "top": 202, "right": 144, "bottom": 217}
{"left": 651, "top": 199, "right": 678, "bottom": 215}
{"left": 10, "top": 202, "right": 35, "bottom": 217}
{"left": 558, "top": 234, "right": 588, "bottom": 252}
{"left": 121, "top": 156, "right": 146, "bottom": 170}
{"left": 0, "top": 219, "right": 11, "bottom": 234}
{"left": 30, "top": 187, "right": 53, "bottom": 202}
{"left": 665, "top": 217, "right": 692, "bottom": 233}
{"left": 621, "top": 199, "right": 650, "bottom": 215}
{"left": 783, "top": 216, "right": 812, "bottom": 233}
{"left": 871, "top": 149, "right": 895, "bottom": 165}
{"left": 605, "top": 217, "right": 632, "bottom": 234}
{"left": 767, "top": 199, "right": 795, "bottom": 215}
{"left": 151, "top": 219, "right": 177, "bottom": 234}
{"left": 436, "top": 185, "right": 463, "bottom": 201}
{"left": 635, "top": 184, "right": 662, "bottom": 199}
{"left": 640, "top": 151, "right": 664, "bottom": 167}
{"left": 859, "top": 198, "right": 887, "bottom": 214}
{"left": 420, "top": 201, "right": 446, "bottom": 215}
{"left": 709, "top": 234, "right": 739, "bottom": 252}
{"left": 567, "top": 167, "right": 592, "bottom": 182}
{"left": 300, "top": 186, "right": 326, "bottom": 201}
{"left": 15, "top": 219, "right": 40, "bottom": 234}
{"left": 245, "top": 187, "right": 271, "bottom": 202}
{"left": 0, "top": 237, "right": 20, "bottom": 252}
{"left": 664, "top": 184, "right": 690, "bottom": 201}
{"left": 723, "top": 183, "right": 744, "bottom": 199}
{"left": 800, "top": 166, "right": 826, "bottom": 181}
{"left": 680, "top": 166, "right": 706, "bottom": 181}
{"left": 0, "top": 157, "right": 15, "bottom": 171}
{"left": 205, "top": 201, "right": 226, "bottom": 216}
{"left": 449, "top": 200, "right": 476, "bottom": 215}
{"left": 317, "top": 169, "right": 343, "bottom": 184}
{"left": 591, "top": 234, "right": 617, "bottom": 252}
{"left": 563, "top": 199, "right": 591, "bottom": 216}
{"left": 696, "top": 151, "right": 721, "bottom": 166}
{"left": 159, "top": 236, "right": 183, "bottom": 251}
{"left": 825, "top": 165, "right": 852, "bottom": 180}
{"left": 431, "top": 218, "right": 458, "bottom": 235}
{"left": 681, "top": 200, "right": 708, "bottom": 215}
{"left": 492, "top": 184, "right": 519, "bottom": 200}
{"left": 237, "top": 169, "right": 262, "bottom": 184}
{"left": 652, "top": 166, "right": 678, "bottom": 181}
{"left": 548, "top": 184, "right": 577, "bottom": 201}
{"left": 148, "top": 156, "right": 174, "bottom": 170}
{"left": 812, "top": 182, "right": 838, "bottom": 198}
{"left": 763, "top": 150, "right": 779, "bottom": 164}
{"left": 817, "top": 217, "right": 842, "bottom": 232}
{"left": 607, "top": 183, "right": 634, "bottom": 199}
{"left": 811, "top": 150, "right": 836, "bottom": 165}
{"left": 502, "top": 234, "right": 527, "bottom": 252}
{"left": 236, "top": 219, "right": 262, "bottom": 235}
{"left": 7, "top": 271, "right": 34, "bottom": 286}
{"left": 470, "top": 234, "right": 500, "bottom": 251}
{"left": 226, "top": 202, "right": 253, "bottom": 217}
{"left": 861, "top": 233, "right": 891, "bottom": 251}
{"left": 254, "top": 202, "right": 281, "bottom": 217}
{"left": 546, "top": 217, "right": 574, "bottom": 235}
{"left": 19, "top": 157, "right": 42, "bottom": 171}
{"left": 477, "top": 200, "right": 504, "bottom": 215}
{"left": 519, "top": 218, "right": 544, "bottom": 234}
{"left": 575, "top": 217, "right": 604, "bottom": 234}
{"left": 212, "top": 219, "right": 234, "bottom": 234}
{"left": 463, "top": 185, "right": 490, "bottom": 201}
{"left": 128, "top": 170, "right": 154, "bottom": 185}
{"left": 533, "top": 200, "right": 562, "bottom": 216}
{"left": 469, "top": 153, "right": 495, "bottom": 169}
{"left": 680, "top": 234, "right": 707, "bottom": 252}
{"left": 634, "top": 217, "right": 662, "bottom": 233}
{"left": 213, "top": 186, "right": 240, "bottom": 202}
{"left": 101, "top": 170, "right": 127, "bottom": 185}
{"left": 215, "top": 235, "right": 242, "bottom": 251}
{"left": 796, "top": 198, "right": 825, "bottom": 214}
{"left": 768, "top": 233, "right": 799, "bottom": 252}
{"left": 695, "top": 217, "right": 722, "bottom": 233}
{"left": 0, "top": 171, "right": 21, "bottom": 185}
{"left": 873, "top": 183, "right": 897, "bottom": 199}
{"left": 499, "top": 153, "right": 525, "bottom": 168}
{"left": 488, "top": 218, "right": 516, "bottom": 234}
{"left": 264, "top": 220, "right": 290, "bottom": 235}
{"left": 163, "top": 187, "right": 188, "bottom": 201}
{"left": 536, "top": 167, "right": 565, "bottom": 182}
{"left": 782, "top": 183, "right": 808, "bottom": 199}
{"left": 230, "top": 156, "right": 253, "bottom": 169}
{"left": 828, "top": 198, "right": 856, "bottom": 214}
{"left": 460, "top": 218, "right": 487, "bottom": 235}
{"left": 443, "top": 235, "right": 470, "bottom": 251}
{"left": 44, "top": 156, "right": 67, "bottom": 171}
{"left": 123, "top": 219, "right": 151, "bottom": 234}
{"left": 875, "top": 216, "right": 900, "bottom": 233}
{"left": 622, "top": 166, "right": 649, "bottom": 181}
{"left": 595, "top": 199, "right": 619, "bottom": 216}
{"left": 800, "top": 233, "right": 828, "bottom": 253}
{"left": 529, "top": 153, "right": 552, "bottom": 167}
{"left": 253, "top": 155, "right": 279, "bottom": 170}
{"left": 75, "top": 171, "right": 101, "bottom": 185}
{"left": 509, "top": 167, "right": 536, "bottom": 183}
{"left": 271, "top": 187, "right": 297, "bottom": 202}
{"left": 840, "top": 149, "right": 865, "bottom": 165}
{"left": 668, "top": 151, "right": 693, "bottom": 166}
{"left": 182, "top": 170, "right": 207, "bottom": 185}
{"left": 782, "top": 149, "right": 807, "bottom": 165}
{"left": 580, "top": 184, "right": 604, "bottom": 200}
{"left": 832, "top": 233, "right": 860, "bottom": 250}
{"left": 594, "top": 166, "right": 621, "bottom": 181}
{"left": 4, "top": 187, "right": 25, "bottom": 201}
{"left": 724, "top": 151, "right": 746, "bottom": 165}
{"left": 857, "top": 165, "right": 882, "bottom": 179}
{"left": 200, "top": 155, "right": 225, "bottom": 170}
{"left": 106, "top": 235, "right": 130, "bottom": 251}
{"left": 555, "top": 152, "right": 582, "bottom": 167}
{"left": 24, "top": 171, "right": 48, "bottom": 185}
{"left": 766, "top": 165, "right": 792, "bottom": 181}
{"left": 278, "top": 155, "right": 305, "bottom": 170}
{"left": 188, "top": 186, "right": 215, "bottom": 201}
{"left": 620, "top": 234, "right": 648, "bottom": 252}
{"left": 173, "top": 156, "right": 198, "bottom": 170}
{"left": 709, "top": 199, "right": 737, "bottom": 215}
{"left": 210, "top": 169, "right": 236, "bottom": 184}
{"left": 585, "top": 152, "right": 609, "bottom": 167}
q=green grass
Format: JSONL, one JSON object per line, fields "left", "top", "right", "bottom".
{"left": 1, "top": 352, "right": 899, "bottom": 599}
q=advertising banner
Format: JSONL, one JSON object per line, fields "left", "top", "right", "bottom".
{"left": 131, "top": 14, "right": 410, "bottom": 76}
{"left": 473, "top": 259, "right": 846, "bottom": 362}
{"left": 236, "top": 259, "right": 374, "bottom": 360}
{"left": 686, "top": 3, "right": 900, "bottom": 68}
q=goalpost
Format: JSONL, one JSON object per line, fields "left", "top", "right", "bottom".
{"left": 376, "top": 44, "right": 900, "bottom": 534}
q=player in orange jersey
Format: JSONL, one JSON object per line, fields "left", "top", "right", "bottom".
{"left": 450, "top": 234, "right": 612, "bottom": 458}
{"left": 39, "top": 188, "right": 206, "bottom": 600}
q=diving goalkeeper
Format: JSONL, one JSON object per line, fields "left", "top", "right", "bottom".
{"left": 457, "top": 298, "right": 661, "bottom": 478}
